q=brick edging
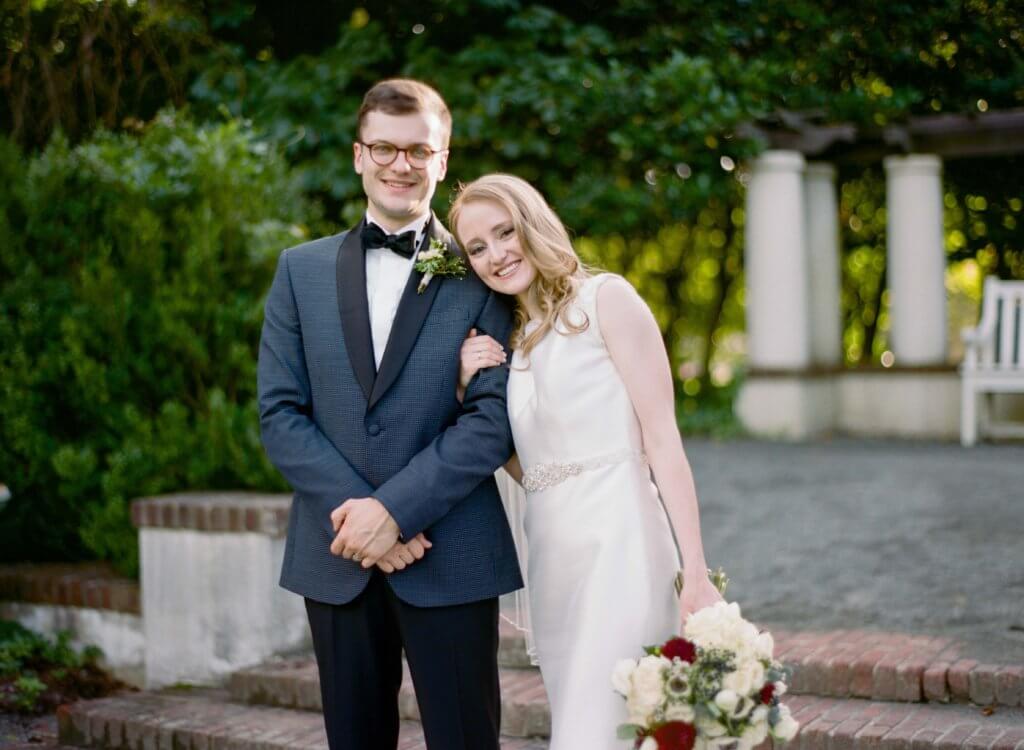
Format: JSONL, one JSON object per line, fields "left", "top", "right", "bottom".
{"left": 0, "top": 563, "right": 140, "bottom": 615}
{"left": 130, "top": 492, "right": 292, "bottom": 535}
{"left": 773, "top": 628, "right": 1024, "bottom": 708}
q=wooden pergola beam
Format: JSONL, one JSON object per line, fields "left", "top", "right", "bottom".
{"left": 741, "top": 108, "right": 1024, "bottom": 163}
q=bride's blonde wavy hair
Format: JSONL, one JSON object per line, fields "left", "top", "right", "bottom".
{"left": 449, "top": 174, "right": 592, "bottom": 361}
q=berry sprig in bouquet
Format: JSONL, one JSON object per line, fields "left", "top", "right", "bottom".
{"left": 612, "top": 601, "right": 799, "bottom": 750}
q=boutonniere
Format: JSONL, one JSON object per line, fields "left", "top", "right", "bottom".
{"left": 414, "top": 237, "right": 467, "bottom": 293}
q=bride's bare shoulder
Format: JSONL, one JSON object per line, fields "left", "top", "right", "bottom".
{"left": 591, "top": 274, "right": 657, "bottom": 345}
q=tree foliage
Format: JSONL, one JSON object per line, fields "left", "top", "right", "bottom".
{"left": 0, "top": 112, "right": 312, "bottom": 572}
{"left": 0, "top": 0, "right": 209, "bottom": 150}
{"left": 1, "top": 0, "right": 1023, "bottom": 567}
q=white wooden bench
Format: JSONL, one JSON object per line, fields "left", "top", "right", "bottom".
{"left": 960, "top": 277, "right": 1024, "bottom": 446}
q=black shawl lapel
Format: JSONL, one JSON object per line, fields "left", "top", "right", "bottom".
{"left": 336, "top": 220, "right": 375, "bottom": 403}
{"left": 368, "top": 216, "right": 452, "bottom": 410}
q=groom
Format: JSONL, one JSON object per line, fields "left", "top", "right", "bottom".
{"left": 257, "top": 79, "right": 523, "bottom": 749}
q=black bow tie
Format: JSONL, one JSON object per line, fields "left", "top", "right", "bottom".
{"left": 361, "top": 223, "right": 418, "bottom": 259}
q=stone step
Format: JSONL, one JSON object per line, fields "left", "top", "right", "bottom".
{"left": 230, "top": 623, "right": 1024, "bottom": 719}
{"left": 230, "top": 659, "right": 549, "bottom": 738}
{"left": 498, "top": 618, "right": 534, "bottom": 669}
{"left": 784, "top": 694, "right": 1024, "bottom": 749}
{"left": 772, "top": 627, "right": 1024, "bottom": 707}
{"left": 56, "top": 689, "right": 1024, "bottom": 750}
{"left": 56, "top": 690, "right": 550, "bottom": 750}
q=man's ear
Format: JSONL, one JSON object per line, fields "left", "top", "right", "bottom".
{"left": 353, "top": 142, "right": 363, "bottom": 175}
{"left": 436, "top": 150, "right": 449, "bottom": 182}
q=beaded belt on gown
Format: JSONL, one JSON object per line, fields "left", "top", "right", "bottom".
{"left": 520, "top": 449, "right": 648, "bottom": 493}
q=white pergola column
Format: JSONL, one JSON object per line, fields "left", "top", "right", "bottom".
{"left": 804, "top": 162, "right": 843, "bottom": 366}
{"left": 745, "top": 150, "right": 811, "bottom": 369}
{"left": 883, "top": 154, "right": 947, "bottom": 365}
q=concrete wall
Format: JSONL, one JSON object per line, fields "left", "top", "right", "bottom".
{"left": 133, "top": 492, "right": 310, "bottom": 689}
{"left": 0, "top": 601, "right": 144, "bottom": 686}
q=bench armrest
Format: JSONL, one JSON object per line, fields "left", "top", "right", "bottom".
{"left": 961, "top": 326, "right": 993, "bottom": 347}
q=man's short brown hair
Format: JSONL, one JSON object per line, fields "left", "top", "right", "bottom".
{"left": 356, "top": 79, "right": 452, "bottom": 148}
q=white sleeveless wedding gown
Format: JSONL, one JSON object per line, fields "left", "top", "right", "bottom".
{"left": 505, "top": 273, "right": 680, "bottom": 749}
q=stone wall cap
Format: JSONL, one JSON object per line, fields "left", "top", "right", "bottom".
{"left": 0, "top": 562, "right": 140, "bottom": 614}
{"left": 131, "top": 492, "right": 293, "bottom": 536}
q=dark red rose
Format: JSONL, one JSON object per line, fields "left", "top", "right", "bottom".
{"left": 760, "top": 681, "right": 776, "bottom": 704}
{"left": 653, "top": 721, "right": 697, "bottom": 750}
{"left": 661, "top": 637, "right": 697, "bottom": 663}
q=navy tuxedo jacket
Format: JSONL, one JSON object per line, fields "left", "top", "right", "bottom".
{"left": 257, "top": 217, "right": 524, "bottom": 607}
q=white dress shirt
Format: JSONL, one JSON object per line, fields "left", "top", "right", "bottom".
{"left": 364, "top": 211, "right": 430, "bottom": 370}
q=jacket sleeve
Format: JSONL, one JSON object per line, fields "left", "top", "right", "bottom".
{"left": 257, "top": 248, "right": 374, "bottom": 530}
{"left": 372, "top": 290, "right": 516, "bottom": 539}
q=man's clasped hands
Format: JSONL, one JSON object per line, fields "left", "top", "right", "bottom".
{"left": 328, "top": 496, "right": 431, "bottom": 574}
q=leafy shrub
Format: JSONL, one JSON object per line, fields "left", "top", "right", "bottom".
{"left": 0, "top": 111, "right": 316, "bottom": 574}
{"left": 0, "top": 621, "right": 117, "bottom": 714}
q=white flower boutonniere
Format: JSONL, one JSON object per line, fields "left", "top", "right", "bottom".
{"left": 414, "top": 237, "right": 467, "bottom": 293}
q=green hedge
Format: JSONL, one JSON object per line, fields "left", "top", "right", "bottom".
{"left": 0, "top": 111, "right": 316, "bottom": 575}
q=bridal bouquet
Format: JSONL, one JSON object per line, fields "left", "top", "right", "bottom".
{"left": 612, "top": 601, "right": 799, "bottom": 749}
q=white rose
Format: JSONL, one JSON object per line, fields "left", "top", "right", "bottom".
{"left": 611, "top": 658, "right": 637, "bottom": 696}
{"left": 664, "top": 702, "right": 695, "bottom": 722}
{"left": 639, "top": 738, "right": 658, "bottom": 750}
{"left": 754, "top": 632, "right": 774, "bottom": 660}
{"left": 750, "top": 705, "right": 769, "bottom": 723}
{"left": 626, "top": 656, "right": 669, "bottom": 724}
{"left": 741, "top": 721, "right": 768, "bottom": 746}
{"left": 722, "top": 660, "right": 764, "bottom": 696}
{"left": 684, "top": 600, "right": 763, "bottom": 655}
{"left": 773, "top": 680, "right": 788, "bottom": 697}
{"left": 714, "top": 689, "right": 740, "bottom": 714}
{"left": 737, "top": 620, "right": 760, "bottom": 647}
{"left": 773, "top": 713, "right": 800, "bottom": 741}
{"left": 749, "top": 661, "right": 765, "bottom": 690}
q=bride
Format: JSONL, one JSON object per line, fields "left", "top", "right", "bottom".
{"left": 448, "top": 174, "right": 723, "bottom": 749}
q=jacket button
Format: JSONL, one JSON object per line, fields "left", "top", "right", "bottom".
{"left": 368, "top": 424, "right": 381, "bottom": 436}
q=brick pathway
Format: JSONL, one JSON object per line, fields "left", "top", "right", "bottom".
{"left": 786, "top": 694, "right": 1024, "bottom": 750}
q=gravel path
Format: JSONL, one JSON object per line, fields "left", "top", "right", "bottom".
{"left": 684, "top": 437, "right": 1024, "bottom": 661}
{"left": 0, "top": 712, "right": 56, "bottom": 747}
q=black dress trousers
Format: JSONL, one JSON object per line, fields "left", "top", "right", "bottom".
{"left": 305, "top": 570, "right": 501, "bottom": 750}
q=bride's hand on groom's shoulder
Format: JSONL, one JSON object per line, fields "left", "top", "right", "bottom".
{"left": 678, "top": 574, "right": 725, "bottom": 625}
{"left": 376, "top": 533, "right": 433, "bottom": 574}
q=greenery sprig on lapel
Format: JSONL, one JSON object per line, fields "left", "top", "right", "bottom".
{"left": 415, "top": 237, "right": 467, "bottom": 293}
